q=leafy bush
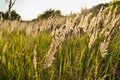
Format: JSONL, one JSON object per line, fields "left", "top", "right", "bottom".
{"left": 37, "top": 9, "right": 62, "bottom": 19}
{"left": 0, "top": 10, "right": 21, "bottom": 20}
{"left": 81, "top": 3, "right": 108, "bottom": 16}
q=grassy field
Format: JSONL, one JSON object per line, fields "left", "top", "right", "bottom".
{"left": 0, "top": 4, "right": 120, "bottom": 80}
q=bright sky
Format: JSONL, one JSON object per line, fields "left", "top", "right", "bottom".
{"left": 0, "top": 0, "right": 112, "bottom": 20}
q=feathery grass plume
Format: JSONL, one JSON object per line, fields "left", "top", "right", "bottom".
{"left": 87, "top": 16, "right": 96, "bottom": 35}
{"left": 32, "top": 23, "right": 39, "bottom": 38}
{"left": 33, "top": 45, "right": 37, "bottom": 71}
{"left": 0, "top": 31, "right": 2, "bottom": 40}
{"left": 33, "top": 29, "right": 38, "bottom": 38}
{"left": 71, "top": 14, "right": 81, "bottom": 34}
{"left": 43, "top": 14, "right": 76, "bottom": 69}
{"left": 2, "top": 42, "right": 8, "bottom": 64}
{"left": 43, "top": 39, "right": 56, "bottom": 69}
{"left": 100, "top": 6, "right": 118, "bottom": 35}
{"left": 81, "top": 13, "right": 93, "bottom": 33}
{"left": 43, "top": 32, "right": 66, "bottom": 69}
{"left": 15, "top": 22, "right": 25, "bottom": 31}
{"left": 103, "top": 6, "right": 113, "bottom": 24}
{"left": 11, "top": 21, "right": 21, "bottom": 31}
{"left": 81, "top": 13, "right": 92, "bottom": 34}
{"left": 100, "top": 6, "right": 119, "bottom": 57}
{"left": 43, "top": 16, "right": 77, "bottom": 69}
{"left": 3, "top": 42, "right": 8, "bottom": 54}
{"left": 88, "top": 7, "right": 104, "bottom": 48}
{"left": 100, "top": 15, "right": 120, "bottom": 57}
{"left": 25, "top": 24, "right": 33, "bottom": 36}
{"left": 88, "top": 29, "right": 98, "bottom": 48}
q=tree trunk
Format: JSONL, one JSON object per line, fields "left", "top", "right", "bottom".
{"left": 8, "top": 0, "right": 12, "bottom": 20}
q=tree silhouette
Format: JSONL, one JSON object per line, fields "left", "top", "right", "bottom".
{"left": 5, "top": 0, "right": 17, "bottom": 20}
{"left": 0, "top": 10, "right": 21, "bottom": 20}
{"left": 4, "top": 10, "right": 20, "bottom": 20}
{"left": 37, "top": 9, "right": 62, "bottom": 19}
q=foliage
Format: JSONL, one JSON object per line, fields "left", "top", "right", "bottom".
{"left": 37, "top": 9, "right": 62, "bottom": 19}
{"left": 81, "top": 3, "right": 109, "bottom": 16}
{"left": 4, "top": 10, "right": 21, "bottom": 20}
{"left": 0, "top": 10, "right": 21, "bottom": 20}
{"left": 80, "top": 0, "right": 120, "bottom": 16}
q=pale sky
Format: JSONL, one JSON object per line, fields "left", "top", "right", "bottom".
{"left": 0, "top": 0, "right": 112, "bottom": 20}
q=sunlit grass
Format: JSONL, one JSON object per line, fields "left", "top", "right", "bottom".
{"left": 0, "top": 30, "right": 52, "bottom": 80}
{"left": 0, "top": 4, "right": 120, "bottom": 80}
{"left": 0, "top": 28, "right": 120, "bottom": 80}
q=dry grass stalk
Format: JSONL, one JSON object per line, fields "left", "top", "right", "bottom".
{"left": 88, "top": 7, "right": 103, "bottom": 48}
{"left": 43, "top": 15, "right": 80, "bottom": 69}
{"left": 3, "top": 42, "right": 8, "bottom": 54}
{"left": 0, "top": 5, "right": 119, "bottom": 62}
{"left": 33, "top": 45, "right": 37, "bottom": 71}
{"left": 0, "top": 31, "right": 2, "bottom": 40}
{"left": 43, "top": 36, "right": 64, "bottom": 69}
{"left": 2, "top": 42, "right": 8, "bottom": 64}
{"left": 43, "top": 39, "right": 56, "bottom": 69}
{"left": 43, "top": 21, "right": 67, "bottom": 68}
{"left": 100, "top": 15, "right": 120, "bottom": 57}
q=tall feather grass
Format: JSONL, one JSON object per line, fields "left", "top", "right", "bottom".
{"left": 0, "top": 5, "right": 120, "bottom": 80}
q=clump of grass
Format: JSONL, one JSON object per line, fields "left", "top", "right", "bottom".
{"left": 0, "top": 30, "right": 52, "bottom": 80}
{"left": 0, "top": 3, "right": 120, "bottom": 80}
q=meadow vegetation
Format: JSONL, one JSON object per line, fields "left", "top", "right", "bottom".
{"left": 0, "top": 1, "right": 120, "bottom": 80}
